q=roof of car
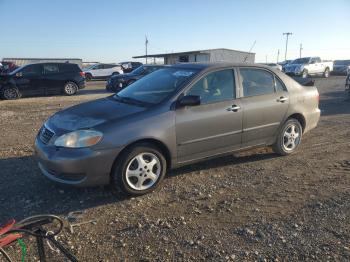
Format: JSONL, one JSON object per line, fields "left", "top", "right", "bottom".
{"left": 169, "top": 62, "right": 273, "bottom": 70}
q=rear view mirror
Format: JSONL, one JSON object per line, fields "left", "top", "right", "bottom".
{"left": 177, "top": 95, "right": 200, "bottom": 107}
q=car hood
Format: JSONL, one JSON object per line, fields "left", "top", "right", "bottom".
{"left": 285, "top": 63, "right": 304, "bottom": 68}
{"left": 47, "top": 96, "right": 147, "bottom": 132}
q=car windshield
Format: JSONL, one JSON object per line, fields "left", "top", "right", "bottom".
{"left": 292, "top": 58, "right": 310, "bottom": 64}
{"left": 335, "top": 60, "right": 350, "bottom": 65}
{"left": 132, "top": 66, "right": 145, "bottom": 75}
{"left": 114, "top": 67, "right": 199, "bottom": 105}
{"left": 9, "top": 65, "right": 26, "bottom": 75}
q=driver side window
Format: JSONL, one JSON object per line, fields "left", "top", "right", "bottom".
{"left": 21, "top": 65, "right": 41, "bottom": 76}
{"left": 186, "top": 69, "right": 235, "bottom": 104}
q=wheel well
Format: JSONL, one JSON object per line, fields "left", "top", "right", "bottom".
{"left": 111, "top": 138, "right": 172, "bottom": 176}
{"left": 288, "top": 113, "right": 306, "bottom": 132}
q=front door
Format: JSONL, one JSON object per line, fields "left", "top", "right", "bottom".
{"left": 15, "top": 64, "right": 43, "bottom": 96}
{"left": 238, "top": 68, "right": 289, "bottom": 147}
{"left": 176, "top": 69, "right": 243, "bottom": 163}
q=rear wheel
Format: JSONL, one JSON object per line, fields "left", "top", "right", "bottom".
{"left": 112, "top": 144, "right": 167, "bottom": 196}
{"left": 273, "top": 119, "right": 302, "bottom": 156}
{"left": 1, "top": 86, "right": 21, "bottom": 100}
{"left": 63, "top": 82, "right": 78, "bottom": 96}
{"left": 323, "top": 68, "right": 330, "bottom": 78}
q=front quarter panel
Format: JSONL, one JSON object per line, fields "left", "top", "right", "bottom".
{"left": 96, "top": 106, "right": 177, "bottom": 166}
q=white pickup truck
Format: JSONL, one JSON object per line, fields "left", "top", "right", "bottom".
{"left": 283, "top": 57, "right": 333, "bottom": 78}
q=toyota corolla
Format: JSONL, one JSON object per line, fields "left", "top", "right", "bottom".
{"left": 35, "top": 63, "right": 320, "bottom": 195}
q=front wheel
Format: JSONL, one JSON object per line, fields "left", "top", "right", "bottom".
{"left": 63, "top": 82, "right": 78, "bottom": 96}
{"left": 273, "top": 119, "right": 303, "bottom": 156}
{"left": 1, "top": 86, "right": 21, "bottom": 100}
{"left": 112, "top": 144, "right": 167, "bottom": 196}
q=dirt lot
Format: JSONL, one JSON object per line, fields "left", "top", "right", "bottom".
{"left": 1, "top": 77, "right": 349, "bottom": 261}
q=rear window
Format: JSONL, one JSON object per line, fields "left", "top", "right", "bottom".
{"left": 59, "top": 63, "right": 81, "bottom": 72}
{"left": 240, "top": 68, "right": 275, "bottom": 97}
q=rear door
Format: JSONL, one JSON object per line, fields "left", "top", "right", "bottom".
{"left": 91, "top": 64, "right": 104, "bottom": 77}
{"left": 238, "top": 67, "right": 289, "bottom": 147}
{"left": 15, "top": 64, "right": 44, "bottom": 96}
{"left": 41, "top": 64, "right": 64, "bottom": 95}
{"left": 176, "top": 68, "right": 243, "bottom": 163}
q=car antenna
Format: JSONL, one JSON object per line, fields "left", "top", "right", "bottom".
{"left": 243, "top": 40, "right": 256, "bottom": 63}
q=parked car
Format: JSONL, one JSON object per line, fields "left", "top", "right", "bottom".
{"left": 35, "top": 63, "right": 320, "bottom": 195}
{"left": 283, "top": 57, "right": 333, "bottom": 78}
{"left": 120, "top": 62, "right": 143, "bottom": 73}
{"left": 106, "top": 65, "right": 165, "bottom": 92}
{"left": 261, "top": 63, "right": 282, "bottom": 71}
{"left": 83, "top": 63, "right": 123, "bottom": 81}
{"left": 0, "top": 63, "right": 85, "bottom": 100}
{"left": 333, "top": 60, "right": 350, "bottom": 75}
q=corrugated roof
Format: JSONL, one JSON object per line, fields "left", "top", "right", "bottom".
{"left": 133, "top": 48, "right": 255, "bottom": 59}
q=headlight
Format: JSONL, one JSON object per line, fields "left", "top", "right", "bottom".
{"left": 54, "top": 130, "right": 103, "bottom": 148}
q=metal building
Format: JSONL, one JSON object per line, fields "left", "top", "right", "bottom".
{"left": 2, "top": 58, "right": 83, "bottom": 68}
{"left": 133, "top": 48, "right": 255, "bottom": 64}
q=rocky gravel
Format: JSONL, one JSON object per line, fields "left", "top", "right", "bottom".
{"left": 0, "top": 77, "right": 349, "bottom": 261}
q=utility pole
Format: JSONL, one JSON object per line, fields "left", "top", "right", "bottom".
{"left": 277, "top": 49, "right": 280, "bottom": 63}
{"left": 265, "top": 55, "right": 268, "bottom": 63}
{"left": 283, "top": 32, "right": 292, "bottom": 61}
{"left": 299, "top": 43, "right": 303, "bottom": 58}
{"left": 145, "top": 35, "right": 149, "bottom": 64}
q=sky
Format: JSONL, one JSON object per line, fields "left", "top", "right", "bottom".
{"left": 0, "top": 0, "right": 349, "bottom": 63}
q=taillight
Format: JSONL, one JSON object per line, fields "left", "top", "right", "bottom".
{"left": 80, "top": 72, "right": 85, "bottom": 77}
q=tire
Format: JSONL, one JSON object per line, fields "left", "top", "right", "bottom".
{"left": 85, "top": 73, "right": 92, "bottom": 81}
{"left": 112, "top": 143, "right": 167, "bottom": 196}
{"left": 323, "top": 68, "right": 330, "bottom": 78}
{"left": 302, "top": 69, "right": 308, "bottom": 78}
{"left": 272, "top": 118, "right": 303, "bottom": 156}
{"left": 63, "top": 81, "right": 78, "bottom": 96}
{"left": 1, "top": 86, "right": 21, "bottom": 100}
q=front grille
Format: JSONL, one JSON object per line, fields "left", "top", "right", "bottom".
{"left": 40, "top": 126, "right": 54, "bottom": 144}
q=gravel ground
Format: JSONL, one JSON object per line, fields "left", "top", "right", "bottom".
{"left": 0, "top": 77, "right": 349, "bottom": 261}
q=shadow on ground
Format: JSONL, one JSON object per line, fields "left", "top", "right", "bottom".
{"left": 0, "top": 150, "right": 277, "bottom": 222}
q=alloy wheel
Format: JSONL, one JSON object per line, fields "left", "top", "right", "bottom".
{"left": 125, "top": 152, "right": 161, "bottom": 191}
{"left": 64, "top": 83, "right": 77, "bottom": 95}
{"left": 3, "top": 87, "right": 18, "bottom": 99}
{"left": 282, "top": 123, "right": 301, "bottom": 152}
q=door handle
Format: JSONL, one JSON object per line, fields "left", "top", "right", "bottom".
{"left": 226, "top": 105, "right": 241, "bottom": 112}
{"left": 277, "top": 96, "right": 288, "bottom": 103}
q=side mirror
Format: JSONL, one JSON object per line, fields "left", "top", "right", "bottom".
{"left": 177, "top": 95, "right": 200, "bottom": 107}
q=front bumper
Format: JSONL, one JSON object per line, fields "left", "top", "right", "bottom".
{"left": 35, "top": 137, "right": 122, "bottom": 187}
